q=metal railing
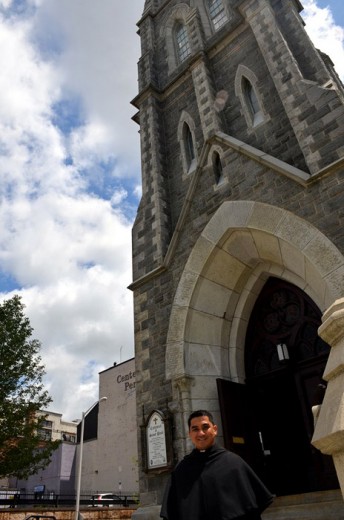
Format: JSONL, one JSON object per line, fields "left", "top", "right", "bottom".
{"left": 0, "top": 493, "right": 138, "bottom": 509}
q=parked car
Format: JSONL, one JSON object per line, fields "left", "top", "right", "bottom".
{"left": 90, "top": 493, "right": 135, "bottom": 507}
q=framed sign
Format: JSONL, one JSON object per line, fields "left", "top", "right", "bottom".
{"left": 141, "top": 409, "right": 173, "bottom": 473}
{"left": 147, "top": 411, "right": 167, "bottom": 469}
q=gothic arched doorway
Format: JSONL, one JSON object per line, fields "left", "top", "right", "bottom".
{"left": 217, "top": 277, "right": 338, "bottom": 496}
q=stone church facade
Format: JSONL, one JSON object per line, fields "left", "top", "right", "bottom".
{"left": 129, "top": 0, "right": 344, "bottom": 518}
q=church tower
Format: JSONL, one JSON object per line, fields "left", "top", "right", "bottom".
{"left": 130, "top": 1, "right": 344, "bottom": 518}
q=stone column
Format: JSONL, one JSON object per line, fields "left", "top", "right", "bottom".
{"left": 312, "top": 298, "right": 344, "bottom": 496}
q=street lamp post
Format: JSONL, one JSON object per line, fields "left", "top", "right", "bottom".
{"left": 75, "top": 396, "right": 107, "bottom": 520}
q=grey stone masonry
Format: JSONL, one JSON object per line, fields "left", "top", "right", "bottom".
{"left": 137, "top": 15, "right": 156, "bottom": 92}
{"left": 131, "top": 93, "right": 171, "bottom": 281}
{"left": 241, "top": 0, "right": 344, "bottom": 174}
{"left": 130, "top": 2, "right": 344, "bottom": 514}
{"left": 191, "top": 58, "right": 224, "bottom": 139}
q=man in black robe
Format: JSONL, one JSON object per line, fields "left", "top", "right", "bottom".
{"left": 161, "top": 410, "right": 273, "bottom": 520}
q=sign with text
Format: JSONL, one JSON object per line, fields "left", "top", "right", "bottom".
{"left": 147, "top": 410, "right": 167, "bottom": 470}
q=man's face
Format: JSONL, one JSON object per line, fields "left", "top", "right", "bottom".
{"left": 189, "top": 415, "right": 218, "bottom": 451}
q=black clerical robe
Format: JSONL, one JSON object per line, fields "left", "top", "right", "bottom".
{"left": 160, "top": 444, "right": 273, "bottom": 520}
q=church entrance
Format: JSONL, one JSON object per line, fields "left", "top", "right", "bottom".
{"left": 217, "top": 277, "right": 338, "bottom": 496}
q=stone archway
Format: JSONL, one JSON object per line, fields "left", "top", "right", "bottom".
{"left": 166, "top": 200, "right": 344, "bottom": 379}
{"left": 166, "top": 200, "right": 344, "bottom": 459}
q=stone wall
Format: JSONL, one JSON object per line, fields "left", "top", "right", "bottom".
{"left": 131, "top": 0, "right": 344, "bottom": 513}
{"left": 0, "top": 509, "right": 135, "bottom": 520}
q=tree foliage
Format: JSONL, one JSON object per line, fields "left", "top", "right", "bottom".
{"left": 0, "top": 295, "right": 60, "bottom": 478}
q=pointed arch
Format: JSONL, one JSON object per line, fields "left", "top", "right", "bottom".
{"left": 207, "top": 144, "right": 226, "bottom": 186}
{"left": 178, "top": 111, "right": 197, "bottom": 174}
{"left": 243, "top": 77, "right": 260, "bottom": 115}
{"left": 174, "top": 22, "right": 191, "bottom": 63}
{"left": 235, "top": 65, "right": 269, "bottom": 129}
{"left": 212, "top": 150, "right": 223, "bottom": 184}
{"left": 165, "top": 201, "right": 344, "bottom": 382}
{"left": 206, "top": 0, "right": 228, "bottom": 31}
{"left": 163, "top": 4, "right": 193, "bottom": 74}
{"left": 191, "top": 0, "right": 232, "bottom": 38}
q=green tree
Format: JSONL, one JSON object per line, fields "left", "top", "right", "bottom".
{"left": 0, "top": 295, "right": 60, "bottom": 478}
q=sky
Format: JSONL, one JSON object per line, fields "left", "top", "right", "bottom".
{"left": 0, "top": 0, "right": 343, "bottom": 422}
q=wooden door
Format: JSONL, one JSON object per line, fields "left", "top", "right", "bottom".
{"left": 216, "top": 379, "right": 262, "bottom": 468}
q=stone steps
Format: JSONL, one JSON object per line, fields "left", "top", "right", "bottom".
{"left": 262, "top": 490, "right": 344, "bottom": 520}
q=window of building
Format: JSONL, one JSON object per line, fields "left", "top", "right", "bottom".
{"left": 184, "top": 123, "right": 195, "bottom": 165}
{"left": 235, "top": 65, "right": 268, "bottom": 129}
{"left": 175, "top": 22, "right": 191, "bottom": 63}
{"left": 183, "top": 122, "right": 195, "bottom": 171}
{"left": 62, "top": 432, "right": 76, "bottom": 443}
{"left": 212, "top": 151, "right": 223, "bottom": 184}
{"left": 207, "top": 0, "right": 228, "bottom": 31}
{"left": 41, "top": 420, "right": 53, "bottom": 429}
{"left": 39, "top": 428, "right": 52, "bottom": 441}
{"left": 243, "top": 78, "right": 260, "bottom": 117}
{"left": 178, "top": 111, "right": 197, "bottom": 175}
{"left": 164, "top": 5, "right": 193, "bottom": 74}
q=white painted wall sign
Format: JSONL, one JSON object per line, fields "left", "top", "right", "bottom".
{"left": 147, "top": 411, "right": 167, "bottom": 469}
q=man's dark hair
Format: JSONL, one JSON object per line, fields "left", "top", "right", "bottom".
{"left": 188, "top": 410, "right": 215, "bottom": 429}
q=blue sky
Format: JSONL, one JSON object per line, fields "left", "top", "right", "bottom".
{"left": 0, "top": 0, "right": 343, "bottom": 420}
{"left": 302, "top": 0, "right": 344, "bottom": 79}
{"left": 314, "top": 0, "right": 344, "bottom": 26}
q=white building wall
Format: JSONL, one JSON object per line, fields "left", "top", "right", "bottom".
{"left": 78, "top": 439, "right": 98, "bottom": 493}
{"left": 81, "top": 359, "right": 138, "bottom": 494}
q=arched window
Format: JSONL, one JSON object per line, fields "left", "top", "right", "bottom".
{"left": 207, "top": 0, "right": 228, "bottom": 31}
{"left": 178, "top": 111, "right": 197, "bottom": 174}
{"left": 243, "top": 77, "right": 260, "bottom": 116}
{"left": 212, "top": 151, "right": 223, "bottom": 184}
{"left": 183, "top": 122, "right": 195, "bottom": 169}
{"left": 235, "top": 66, "right": 267, "bottom": 129}
{"left": 175, "top": 22, "right": 191, "bottom": 63}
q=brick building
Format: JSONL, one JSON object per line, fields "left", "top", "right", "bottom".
{"left": 129, "top": 1, "right": 344, "bottom": 518}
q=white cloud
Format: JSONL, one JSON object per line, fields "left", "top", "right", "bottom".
{"left": 0, "top": 1, "right": 11, "bottom": 7}
{"left": 0, "top": 1, "right": 142, "bottom": 420}
{"left": 133, "top": 184, "right": 143, "bottom": 200}
{"left": 0, "top": 189, "right": 135, "bottom": 417}
{"left": 18, "top": 256, "right": 134, "bottom": 419}
{"left": 302, "top": 0, "right": 344, "bottom": 80}
{"left": 32, "top": 0, "right": 142, "bottom": 170}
